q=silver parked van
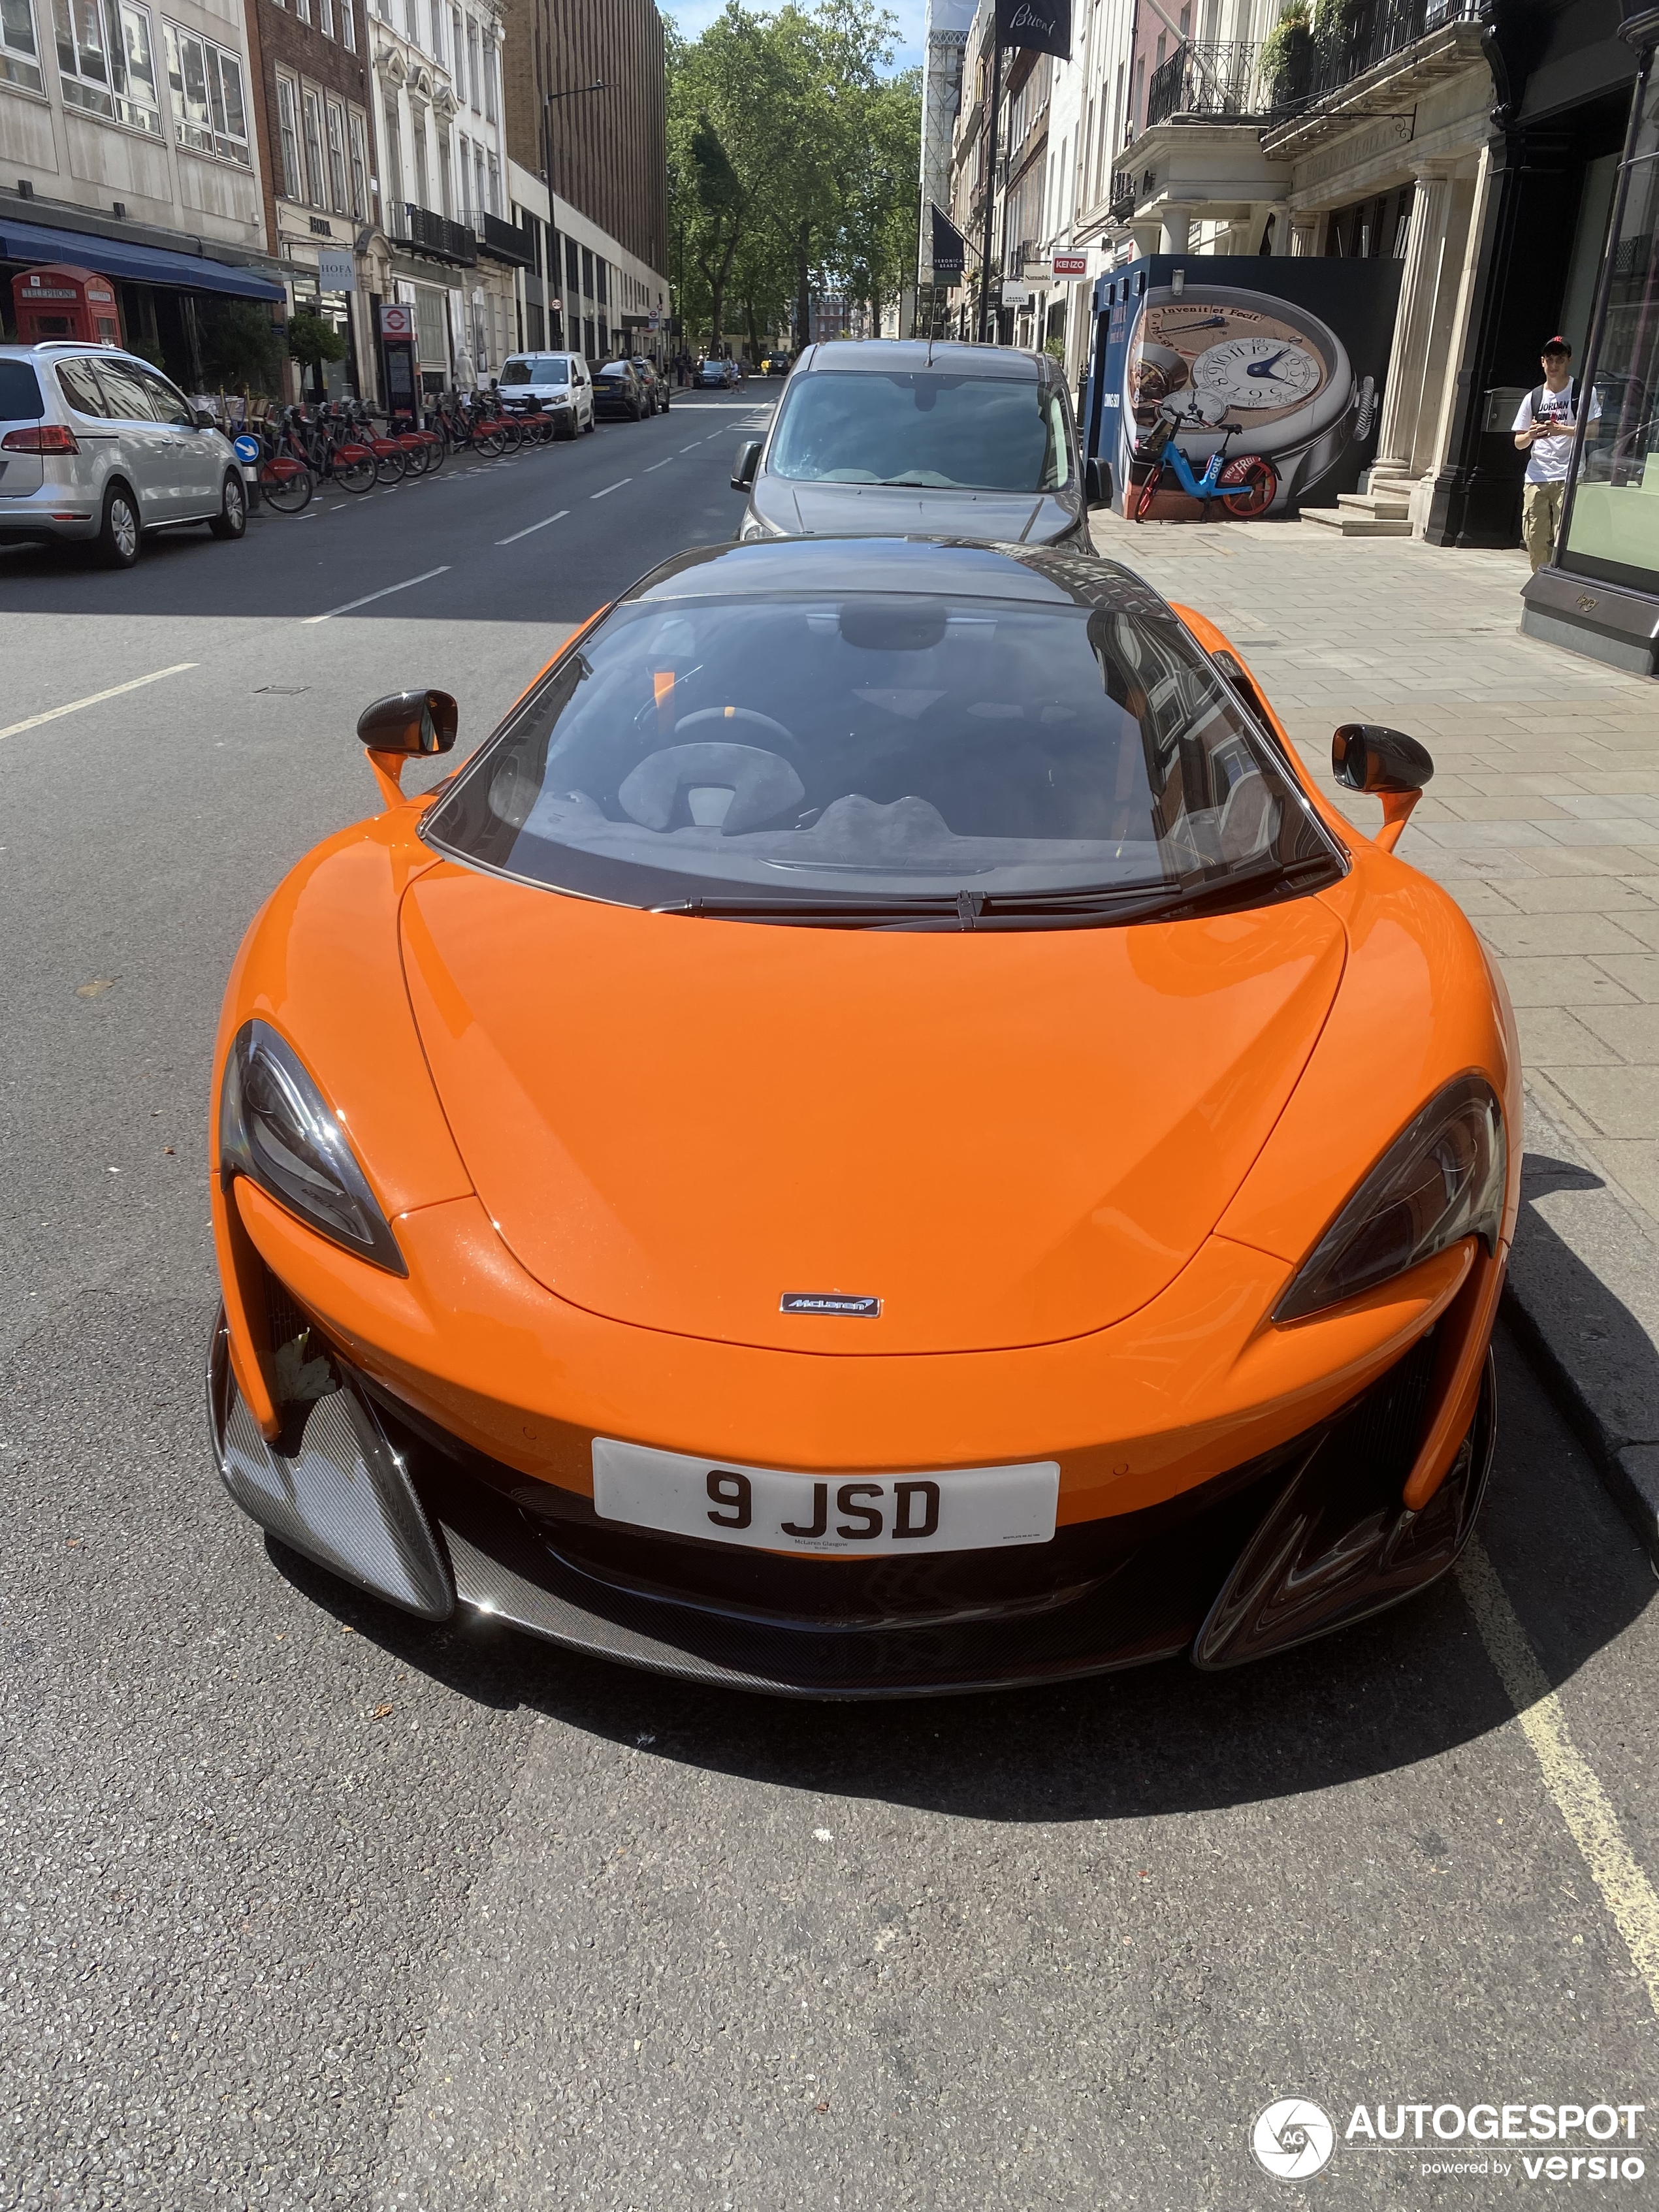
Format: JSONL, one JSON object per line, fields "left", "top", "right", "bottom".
{"left": 730, "top": 339, "right": 1103, "bottom": 553}
{"left": 496, "top": 351, "right": 595, "bottom": 438}
{"left": 0, "top": 342, "right": 246, "bottom": 566}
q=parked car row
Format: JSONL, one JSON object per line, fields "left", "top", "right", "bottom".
{"left": 0, "top": 340, "right": 246, "bottom": 566}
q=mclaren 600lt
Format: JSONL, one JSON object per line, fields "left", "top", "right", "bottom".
{"left": 208, "top": 537, "right": 1519, "bottom": 1696}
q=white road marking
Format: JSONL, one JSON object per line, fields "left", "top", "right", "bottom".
{"left": 643, "top": 458, "right": 672, "bottom": 472}
{"left": 496, "top": 509, "right": 570, "bottom": 545}
{"left": 1458, "top": 1536, "right": 1659, "bottom": 2019}
{"left": 590, "top": 479, "right": 632, "bottom": 498}
{"left": 300, "top": 566, "right": 451, "bottom": 624}
{"left": 0, "top": 662, "right": 199, "bottom": 746}
{"left": 679, "top": 443, "right": 699, "bottom": 453}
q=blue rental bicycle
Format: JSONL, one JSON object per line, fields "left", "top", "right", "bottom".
{"left": 1130, "top": 402, "right": 1278, "bottom": 522}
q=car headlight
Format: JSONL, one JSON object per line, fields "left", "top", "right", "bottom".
{"left": 219, "top": 1019, "right": 406, "bottom": 1275}
{"left": 1273, "top": 1074, "right": 1504, "bottom": 1323}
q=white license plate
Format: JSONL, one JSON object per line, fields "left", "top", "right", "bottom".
{"left": 592, "top": 1439, "right": 1059, "bottom": 1557}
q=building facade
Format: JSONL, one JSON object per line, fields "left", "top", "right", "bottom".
{"left": 243, "top": 0, "right": 375, "bottom": 397}
{"left": 1, "top": 0, "right": 283, "bottom": 381}
{"left": 496, "top": 0, "right": 667, "bottom": 360}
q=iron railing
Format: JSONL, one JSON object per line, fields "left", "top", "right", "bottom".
{"left": 389, "top": 202, "right": 477, "bottom": 265}
{"left": 1146, "top": 40, "right": 1270, "bottom": 126}
{"left": 1264, "top": 0, "right": 1482, "bottom": 114}
{"left": 1108, "top": 169, "right": 1136, "bottom": 221}
{"left": 469, "top": 209, "right": 533, "bottom": 267}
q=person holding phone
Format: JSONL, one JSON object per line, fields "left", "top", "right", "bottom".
{"left": 1512, "top": 336, "right": 1600, "bottom": 572}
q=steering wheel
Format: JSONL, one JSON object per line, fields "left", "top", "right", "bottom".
{"left": 672, "top": 705, "right": 800, "bottom": 758}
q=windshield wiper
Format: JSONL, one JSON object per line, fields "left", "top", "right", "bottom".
{"left": 658, "top": 858, "right": 1338, "bottom": 931}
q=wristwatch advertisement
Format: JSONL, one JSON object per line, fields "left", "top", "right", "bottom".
{"left": 1095, "top": 257, "right": 1404, "bottom": 524}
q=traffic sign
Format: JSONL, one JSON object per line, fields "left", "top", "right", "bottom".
{"left": 378, "top": 302, "right": 415, "bottom": 339}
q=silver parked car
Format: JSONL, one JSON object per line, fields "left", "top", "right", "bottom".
{"left": 730, "top": 339, "right": 1104, "bottom": 553}
{"left": 0, "top": 342, "right": 246, "bottom": 567}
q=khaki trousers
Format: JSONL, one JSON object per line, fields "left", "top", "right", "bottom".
{"left": 1523, "top": 479, "right": 1566, "bottom": 573}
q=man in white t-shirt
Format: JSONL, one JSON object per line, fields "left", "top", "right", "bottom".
{"left": 1511, "top": 336, "right": 1600, "bottom": 573}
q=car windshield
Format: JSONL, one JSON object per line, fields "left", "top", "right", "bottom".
{"left": 501, "top": 357, "right": 568, "bottom": 387}
{"left": 768, "top": 371, "right": 1069, "bottom": 492}
{"left": 424, "top": 590, "right": 1338, "bottom": 916}
{"left": 600, "top": 365, "right": 630, "bottom": 379}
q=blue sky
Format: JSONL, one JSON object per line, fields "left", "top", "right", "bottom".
{"left": 662, "top": 1, "right": 928, "bottom": 73}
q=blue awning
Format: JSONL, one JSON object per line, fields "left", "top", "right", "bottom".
{"left": 0, "top": 216, "right": 285, "bottom": 302}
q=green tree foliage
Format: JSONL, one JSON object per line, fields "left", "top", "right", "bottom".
{"left": 668, "top": 2, "right": 920, "bottom": 356}
{"left": 199, "top": 299, "right": 286, "bottom": 398}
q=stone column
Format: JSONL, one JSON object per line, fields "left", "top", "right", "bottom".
{"left": 1271, "top": 202, "right": 1297, "bottom": 255}
{"left": 1372, "top": 163, "right": 1454, "bottom": 484}
{"left": 1159, "top": 206, "right": 1192, "bottom": 254}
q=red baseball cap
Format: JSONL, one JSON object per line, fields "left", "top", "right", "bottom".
{"left": 1541, "top": 335, "right": 1572, "bottom": 355}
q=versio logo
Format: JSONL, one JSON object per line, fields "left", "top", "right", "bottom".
{"left": 1253, "top": 2100, "right": 1336, "bottom": 2181}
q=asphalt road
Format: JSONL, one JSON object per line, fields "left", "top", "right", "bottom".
{"left": 3, "top": 395, "right": 1658, "bottom": 2211}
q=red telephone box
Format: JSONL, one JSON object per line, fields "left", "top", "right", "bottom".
{"left": 11, "top": 264, "right": 123, "bottom": 346}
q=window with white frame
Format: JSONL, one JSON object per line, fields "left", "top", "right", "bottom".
{"left": 449, "top": 3, "right": 461, "bottom": 95}
{"left": 438, "top": 127, "right": 451, "bottom": 217}
{"left": 295, "top": 0, "right": 308, "bottom": 20}
{"left": 1, "top": 0, "right": 44, "bottom": 93}
{"left": 276, "top": 69, "right": 302, "bottom": 197}
{"left": 302, "top": 84, "right": 325, "bottom": 203}
{"left": 486, "top": 147, "right": 498, "bottom": 215}
{"left": 339, "top": 0, "right": 353, "bottom": 49}
{"left": 427, "top": 0, "right": 439, "bottom": 59}
{"left": 52, "top": 0, "right": 163, "bottom": 133}
{"left": 326, "top": 95, "right": 348, "bottom": 210}
{"left": 318, "top": 0, "right": 332, "bottom": 35}
{"left": 481, "top": 35, "right": 494, "bottom": 121}
{"left": 471, "top": 139, "right": 484, "bottom": 221}
{"left": 464, "top": 16, "right": 477, "bottom": 109}
{"left": 347, "top": 105, "right": 368, "bottom": 216}
{"left": 163, "top": 16, "right": 248, "bottom": 157}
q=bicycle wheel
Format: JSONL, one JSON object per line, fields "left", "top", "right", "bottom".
{"left": 1219, "top": 455, "right": 1278, "bottom": 518}
{"left": 372, "top": 445, "right": 407, "bottom": 487}
{"left": 259, "top": 458, "right": 312, "bottom": 514}
{"left": 421, "top": 430, "right": 446, "bottom": 475}
{"left": 332, "top": 444, "right": 376, "bottom": 495}
{"left": 496, "top": 419, "right": 524, "bottom": 454}
{"left": 1132, "top": 468, "right": 1161, "bottom": 523}
{"left": 475, "top": 426, "right": 508, "bottom": 458}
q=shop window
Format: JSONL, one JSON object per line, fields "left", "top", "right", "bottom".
{"left": 302, "top": 86, "right": 325, "bottom": 206}
{"left": 163, "top": 19, "right": 249, "bottom": 163}
{"left": 276, "top": 71, "right": 302, "bottom": 199}
{"left": 327, "top": 97, "right": 348, "bottom": 212}
{"left": 52, "top": 0, "right": 162, "bottom": 135}
{"left": 1, "top": 0, "right": 43, "bottom": 93}
{"left": 348, "top": 106, "right": 368, "bottom": 217}
{"left": 1560, "top": 59, "right": 1659, "bottom": 592}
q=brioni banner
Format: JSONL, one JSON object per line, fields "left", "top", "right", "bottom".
{"left": 995, "top": 0, "right": 1072, "bottom": 57}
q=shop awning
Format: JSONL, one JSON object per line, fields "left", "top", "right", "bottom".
{"left": 0, "top": 216, "right": 285, "bottom": 302}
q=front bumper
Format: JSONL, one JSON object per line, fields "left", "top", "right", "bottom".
{"left": 208, "top": 1292, "right": 1496, "bottom": 1697}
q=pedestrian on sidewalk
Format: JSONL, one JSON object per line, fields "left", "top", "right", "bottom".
{"left": 1511, "top": 336, "right": 1598, "bottom": 572}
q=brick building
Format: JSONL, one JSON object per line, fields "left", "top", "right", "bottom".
{"left": 243, "top": 0, "right": 376, "bottom": 400}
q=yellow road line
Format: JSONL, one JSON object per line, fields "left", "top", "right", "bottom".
{"left": 1457, "top": 1536, "right": 1659, "bottom": 2017}
{"left": 0, "top": 661, "right": 198, "bottom": 745}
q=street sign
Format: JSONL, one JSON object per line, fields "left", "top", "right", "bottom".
{"left": 317, "top": 248, "right": 356, "bottom": 292}
{"left": 378, "top": 302, "right": 415, "bottom": 339}
{"left": 1052, "top": 251, "right": 1089, "bottom": 278}
{"left": 233, "top": 434, "right": 261, "bottom": 464}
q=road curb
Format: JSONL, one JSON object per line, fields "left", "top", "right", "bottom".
{"left": 1502, "top": 1084, "right": 1659, "bottom": 1565}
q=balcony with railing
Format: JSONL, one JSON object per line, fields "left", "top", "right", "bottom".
{"left": 1261, "top": 0, "right": 1486, "bottom": 144}
{"left": 461, "top": 208, "right": 533, "bottom": 267}
{"left": 1145, "top": 40, "right": 1271, "bottom": 127}
{"left": 388, "top": 202, "right": 477, "bottom": 266}
{"left": 1107, "top": 170, "right": 1137, "bottom": 221}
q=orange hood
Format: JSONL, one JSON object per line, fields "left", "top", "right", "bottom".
{"left": 399, "top": 866, "right": 1346, "bottom": 1354}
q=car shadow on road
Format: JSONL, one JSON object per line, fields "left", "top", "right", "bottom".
{"left": 270, "top": 1281, "right": 1657, "bottom": 1825}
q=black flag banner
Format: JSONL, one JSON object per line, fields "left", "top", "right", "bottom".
{"left": 930, "top": 204, "right": 967, "bottom": 283}
{"left": 995, "top": 0, "right": 1071, "bottom": 58}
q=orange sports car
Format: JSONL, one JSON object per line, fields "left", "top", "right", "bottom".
{"left": 208, "top": 537, "right": 1519, "bottom": 1695}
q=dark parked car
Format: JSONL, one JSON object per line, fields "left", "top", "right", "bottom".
{"left": 594, "top": 362, "right": 648, "bottom": 421}
{"left": 730, "top": 338, "right": 1104, "bottom": 553}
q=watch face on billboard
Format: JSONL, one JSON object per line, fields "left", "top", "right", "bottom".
{"left": 1129, "top": 298, "right": 1342, "bottom": 432}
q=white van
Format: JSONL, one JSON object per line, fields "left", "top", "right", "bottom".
{"left": 496, "top": 352, "right": 594, "bottom": 439}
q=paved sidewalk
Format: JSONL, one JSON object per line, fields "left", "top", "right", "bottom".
{"left": 1097, "top": 510, "right": 1659, "bottom": 1543}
